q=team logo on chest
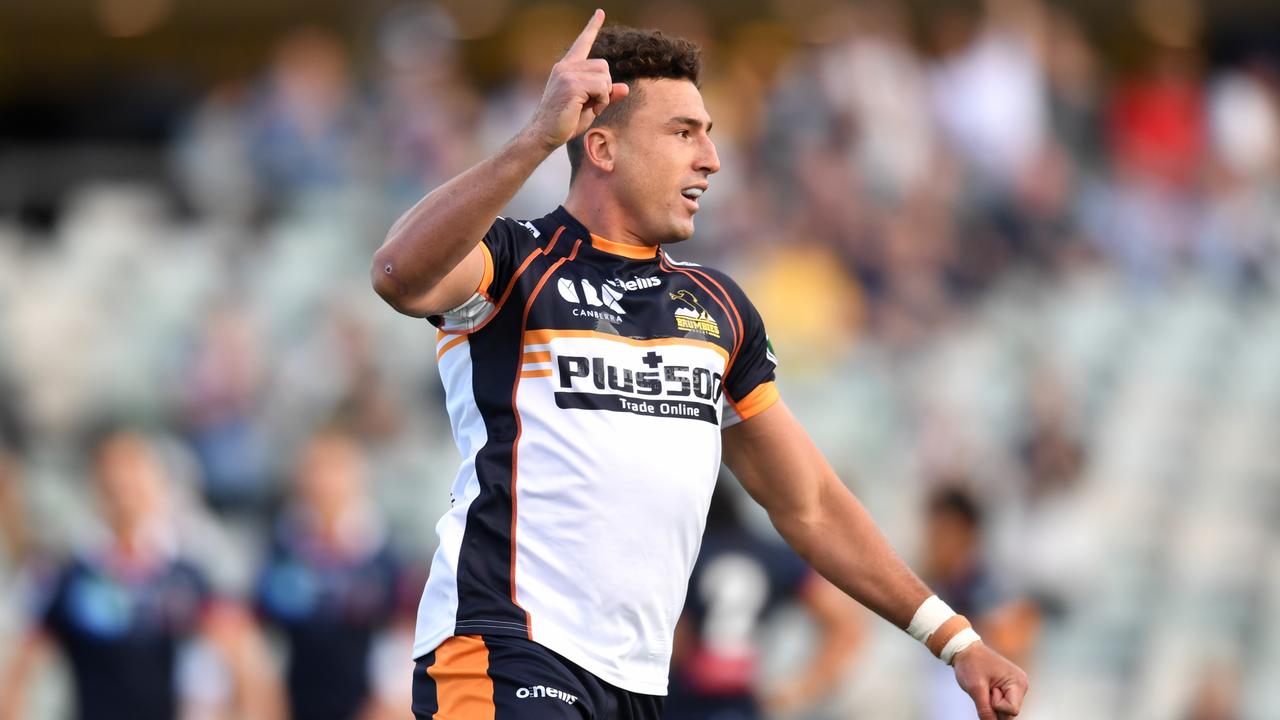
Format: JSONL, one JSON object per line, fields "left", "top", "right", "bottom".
{"left": 670, "top": 290, "right": 721, "bottom": 338}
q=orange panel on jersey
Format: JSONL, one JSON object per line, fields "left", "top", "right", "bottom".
{"left": 522, "top": 351, "right": 552, "bottom": 364}
{"left": 520, "top": 369, "right": 553, "bottom": 378}
{"left": 733, "top": 381, "right": 780, "bottom": 421}
{"left": 477, "top": 242, "right": 496, "bottom": 300}
{"left": 428, "top": 636, "right": 495, "bottom": 719}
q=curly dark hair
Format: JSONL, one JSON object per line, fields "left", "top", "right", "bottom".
{"left": 565, "top": 26, "right": 703, "bottom": 180}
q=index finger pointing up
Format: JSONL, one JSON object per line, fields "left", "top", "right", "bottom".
{"left": 564, "top": 9, "right": 604, "bottom": 61}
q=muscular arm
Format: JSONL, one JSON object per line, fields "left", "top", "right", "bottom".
{"left": 371, "top": 9, "right": 626, "bottom": 318}
{"left": 723, "top": 400, "right": 1028, "bottom": 719}
{"left": 371, "top": 133, "right": 553, "bottom": 317}
{"left": 722, "top": 400, "right": 931, "bottom": 628}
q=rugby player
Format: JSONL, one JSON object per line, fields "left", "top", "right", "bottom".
{"left": 372, "top": 10, "right": 1029, "bottom": 720}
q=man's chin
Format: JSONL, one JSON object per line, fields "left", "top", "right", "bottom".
{"left": 663, "top": 219, "right": 696, "bottom": 244}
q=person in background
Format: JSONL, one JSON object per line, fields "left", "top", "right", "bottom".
{"left": 0, "top": 428, "right": 284, "bottom": 720}
{"left": 255, "top": 429, "right": 416, "bottom": 720}
{"left": 666, "top": 479, "right": 863, "bottom": 720}
{"left": 919, "top": 484, "right": 1042, "bottom": 720}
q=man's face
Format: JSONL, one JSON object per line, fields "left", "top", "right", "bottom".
{"left": 94, "top": 433, "right": 167, "bottom": 535}
{"left": 608, "top": 78, "right": 720, "bottom": 244}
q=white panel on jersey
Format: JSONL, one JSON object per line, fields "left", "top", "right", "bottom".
{"left": 413, "top": 335, "right": 486, "bottom": 660}
{"left": 508, "top": 332, "right": 728, "bottom": 695}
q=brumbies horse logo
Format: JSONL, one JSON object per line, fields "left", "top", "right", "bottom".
{"left": 669, "top": 290, "right": 721, "bottom": 338}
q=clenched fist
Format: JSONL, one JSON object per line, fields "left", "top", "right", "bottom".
{"left": 952, "top": 642, "right": 1029, "bottom": 720}
{"left": 524, "top": 9, "right": 630, "bottom": 151}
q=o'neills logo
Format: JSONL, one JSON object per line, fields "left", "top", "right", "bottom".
{"left": 670, "top": 290, "right": 720, "bottom": 338}
{"left": 516, "top": 685, "right": 578, "bottom": 705}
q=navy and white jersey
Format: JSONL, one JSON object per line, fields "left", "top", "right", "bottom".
{"left": 256, "top": 512, "right": 410, "bottom": 720}
{"left": 414, "top": 206, "right": 779, "bottom": 695}
{"left": 670, "top": 532, "right": 812, "bottom": 701}
{"left": 32, "top": 551, "right": 212, "bottom": 720}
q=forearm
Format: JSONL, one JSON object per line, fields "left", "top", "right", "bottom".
{"left": 372, "top": 129, "right": 553, "bottom": 305}
{"left": 0, "top": 632, "right": 48, "bottom": 720}
{"left": 769, "top": 477, "right": 931, "bottom": 630}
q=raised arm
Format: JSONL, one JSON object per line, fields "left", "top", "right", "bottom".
{"left": 371, "top": 8, "right": 628, "bottom": 317}
{"left": 722, "top": 400, "right": 1029, "bottom": 720}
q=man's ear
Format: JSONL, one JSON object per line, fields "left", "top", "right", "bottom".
{"left": 583, "top": 126, "right": 616, "bottom": 173}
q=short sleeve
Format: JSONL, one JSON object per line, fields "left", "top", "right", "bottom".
{"left": 430, "top": 217, "right": 541, "bottom": 334}
{"left": 721, "top": 291, "right": 779, "bottom": 428}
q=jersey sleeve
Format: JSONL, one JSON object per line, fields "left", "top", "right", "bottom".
{"left": 721, "top": 286, "right": 780, "bottom": 428}
{"left": 430, "top": 217, "right": 541, "bottom": 334}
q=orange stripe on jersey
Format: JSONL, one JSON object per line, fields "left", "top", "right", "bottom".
{"left": 428, "top": 636, "right": 495, "bottom": 719}
{"left": 437, "top": 226, "right": 565, "bottom": 337}
{"left": 519, "top": 369, "right": 553, "bottom": 378}
{"left": 590, "top": 233, "right": 659, "bottom": 259}
{"left": 523, "top": 329, "right": 729, "bottom": 362}
{"left": 477, "top": 242, "right": 496, "bottom": 302}
{"left": 731, "top": 381, "right": 780, "bottom": 422}
{"left": 437, "top": 335, "right": 468, "bottom": 361}
{"left": 522, "top": 351, "right": 551, "bottom": 364}
{"left": 682, "top": 265, "right": 746, "bottom": 370}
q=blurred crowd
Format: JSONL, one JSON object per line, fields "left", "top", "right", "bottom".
{"left": 2, "top": 0, "right": 1280, "bottom": 717}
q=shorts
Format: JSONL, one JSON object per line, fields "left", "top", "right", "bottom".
{"left": 412, "top": 634, "right": 664, "bottom": 720}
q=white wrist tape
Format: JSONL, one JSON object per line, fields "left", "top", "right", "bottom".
{"left": 907, "top": 595, "right": 983, "bottom": 664}
{"left": 907, "top": 595, "right": 955, "bottom": 644}
{"left": 939, "top": 628, "right": 982, "bottom": 665}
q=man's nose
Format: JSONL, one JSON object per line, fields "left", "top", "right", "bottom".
{"left": 697, "top": 137, "right": 720, "bottom": 174}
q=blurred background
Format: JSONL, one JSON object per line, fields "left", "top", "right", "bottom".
{"left": 2, "top": 0, "right": 1280, "bottom": 717}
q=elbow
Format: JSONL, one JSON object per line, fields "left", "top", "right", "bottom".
{"left": 370, "top": 248, "right": 427, "bottom": 316}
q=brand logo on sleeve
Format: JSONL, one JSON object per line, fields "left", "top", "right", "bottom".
{"left": 670, "top": 290, "right": 720, "bottom": 338}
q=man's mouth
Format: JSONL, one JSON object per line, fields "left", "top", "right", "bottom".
{"left": 680, "top": 186, "right": 705, "bottom": 211}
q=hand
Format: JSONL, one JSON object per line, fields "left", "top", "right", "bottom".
{"left": 951, "top": 642, "right": 1028, "bottom": 720}
{"left": 523, "top": 8, "right": 630, "bottom": 151}
{"left": 761, "top": 679, "right": 812, "bottom": 716}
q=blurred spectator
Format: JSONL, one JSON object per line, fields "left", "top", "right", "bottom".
{"left": 665, "top": 480, "right": 862, "bottom": 720}
{"left": 173, "top": 81, "right": 260, "bottom": 223}
{"left": 928, "top": 0, "right": 1051, "bottom": 190}
{"left": 247, "top": 27, "right": 374, "bottom": 200}
{"left": 180, "top": 300, "right": 275, "bottom": 515}
{"left": 918, "top": 484, "right": 1041, "bottom": 720}
{"left": 1197, "top": 65, "right": 1280, "bottom": 289}
{"left": 0, "top": 429, "right": 284, "bottom": 720}
{"left": 377, "top": 3, "right": 480, "bottom": 208}
{"left": 254, "top": 429, "right": 415, "bottom": 720}
{"left": 818, "top": 0, "right": 934, "bottom": 204}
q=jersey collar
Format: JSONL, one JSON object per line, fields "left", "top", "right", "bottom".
{"left": 550, "top": 206, "right": 661, "bottom": 261}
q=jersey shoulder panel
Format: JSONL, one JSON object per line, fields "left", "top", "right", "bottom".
{"left": 661, "top": 258, "right": 779, "bottom": 421}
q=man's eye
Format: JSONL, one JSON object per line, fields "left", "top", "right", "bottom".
{"left": 677, "top": 130, "right": 690, "bottom": 138}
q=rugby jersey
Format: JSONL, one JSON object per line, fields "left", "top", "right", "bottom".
{"left": 413, "top": 206, "right": 779, "bottom": 695}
